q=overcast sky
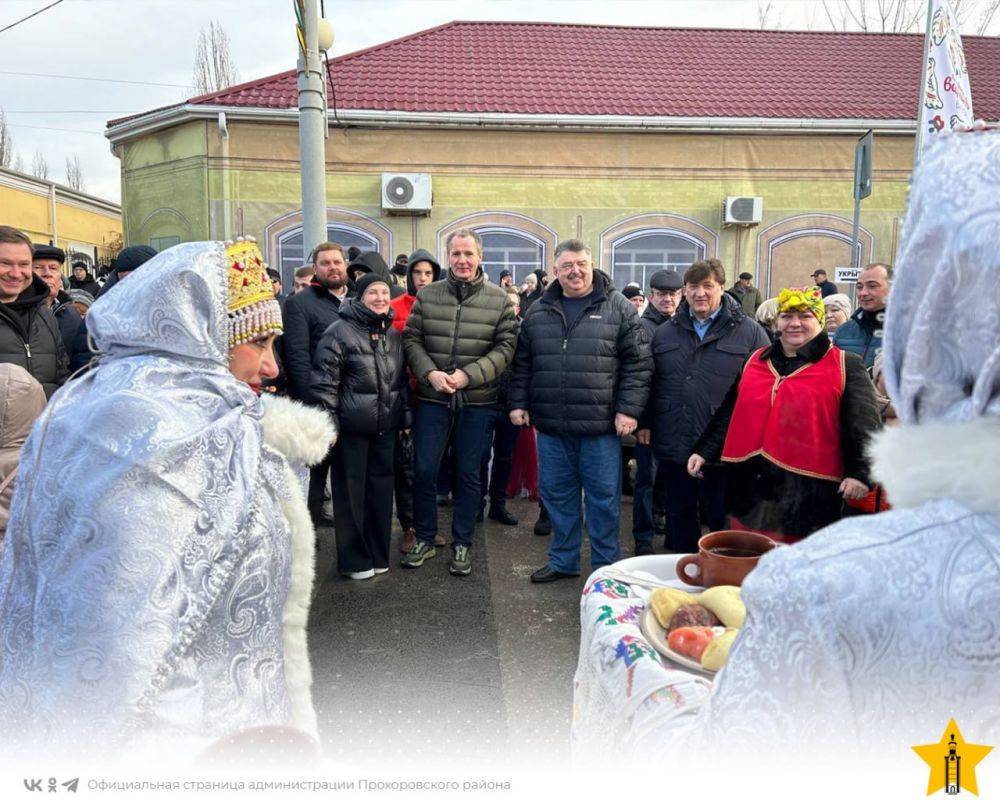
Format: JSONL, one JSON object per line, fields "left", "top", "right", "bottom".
{"left": 0, "top": 0, "right": 994, "bottom": 203}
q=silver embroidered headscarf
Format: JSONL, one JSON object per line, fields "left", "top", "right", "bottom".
{"left": 884, "top": 130, "right": 1000, "bottom": 424}
{"left": 0, "top": 242, "right": 294, "bottom": 766}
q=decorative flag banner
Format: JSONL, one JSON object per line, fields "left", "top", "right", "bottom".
{"left": 920, "top": 0, "right": 974, "bottom": 146}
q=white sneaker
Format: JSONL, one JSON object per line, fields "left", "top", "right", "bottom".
{"left": 347, "top": 569, "right": 375, "bottom": 580}
{"left": 373, "top": 567, "right": 389, "bottom": 575}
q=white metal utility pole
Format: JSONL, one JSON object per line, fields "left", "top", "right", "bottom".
{"left": 296, "top": 0, "right": 327, "bottom": 259}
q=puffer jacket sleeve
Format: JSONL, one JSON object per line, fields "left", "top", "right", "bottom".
{"left": 461, "top": 297, "right": 519, "bottom": 389}
{"left": 613, "top": 299, "right": 653, "bottom": 420}
{"left": 309, "top": 326, "right": 346, "bottom": 420}
{"left": 281, "top": 297, "right": 314, "bottom": 403}
{"left": 508, "top": 315, "right": 533, "bottom": 411}
{"left": 401, "top": 296, "right": 437, "bottom": 381}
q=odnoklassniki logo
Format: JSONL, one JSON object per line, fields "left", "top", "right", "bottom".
{"left": 913, "top": 719, "right": 993, "bottom": 796}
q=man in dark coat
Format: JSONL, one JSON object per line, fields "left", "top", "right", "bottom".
{"left": 729, "top": 272, "right": 764, "bottom": 316}
{"left": 812, "top": 269, "right": 839, "bottom": 298}
{"left": 282, "top": 241, "right": 354, "bottom": 527}
{"left": 521, "top": 267, "right": 548, "bottom": 314}
{"left": 639, "top": 259, "right": 770, "bottom": 554}
{"left": 0, "top": 227, "right": 69, "bottom": 398}
{"left": 510, "top": 239, "right": 652, "bottom": 582}
{"left": 32, "top": 245, "right": 92, "bottom": 373}
{"left": 69, "top": 262, "right": 101, "bottom": 298}
{"left": 632, "top": 268, "right": 683, "bottom": 555}
{"left": 401, "top": 228, "right": 519, "bottom": 577}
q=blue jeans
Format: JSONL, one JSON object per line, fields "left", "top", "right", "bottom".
{"left": 632, "top": 443, "right": 655, "bottom": 546}
{"left": 413, "top": 402, "right": 498, "bottom": 548}
{"left": 537, "top": 432, "right": 622, "bottom": 574}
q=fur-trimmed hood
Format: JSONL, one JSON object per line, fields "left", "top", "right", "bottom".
{"left": 871, "top": 417, "right": 1000, "bottom": 515}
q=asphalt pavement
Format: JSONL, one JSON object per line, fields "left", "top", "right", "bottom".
{"left": 307, "top": 495, "right": 642, "bottom": 770}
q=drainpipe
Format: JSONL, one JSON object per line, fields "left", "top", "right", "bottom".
{"left": 49, "top": 182, "right": 58, "bottom": 246}
{"left": 218, "top": 111, "right": 231, "bottom": 241}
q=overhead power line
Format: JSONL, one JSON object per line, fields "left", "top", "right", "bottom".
{"left": 4, "top": 110, "right": 135, "bottom": 115}
{"left": 0, "top": 69, "right": 193, "bottom": 89}
{"left": 7, "top": 123, "right": 104, "bottom": 135}
{"left": 0, "top": 0, "right": 66, "bottom": 35}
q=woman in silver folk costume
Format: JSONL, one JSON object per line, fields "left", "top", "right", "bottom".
{"left": 0, "top": 239, "right": 336, "bottom": 764}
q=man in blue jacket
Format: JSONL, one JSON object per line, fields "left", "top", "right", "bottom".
{"left": 832, "top": 263, "right": 892, "bottom": 369}
{"left": 638, "top": 259, "right": 770, "bottom": 554}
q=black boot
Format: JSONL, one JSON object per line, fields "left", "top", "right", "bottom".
{"left": 488, "top": 502, "right": 518, "bottom": 526}
{"left": 533, "top": 502, "right": 551, "bottom": 536}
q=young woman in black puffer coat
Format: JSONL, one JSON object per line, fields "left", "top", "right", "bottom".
{"left": 311, "top": 273, "right": 409, "bottom": 580}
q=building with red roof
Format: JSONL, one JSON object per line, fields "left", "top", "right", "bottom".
{"left": 106, "top": 21, "right": 1000, "bottom": 293}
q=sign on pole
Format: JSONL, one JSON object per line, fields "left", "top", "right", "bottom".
{"left": 850, "top": 130, "right": 873, "bottom": 269}
{"left": 835, "top": 266, "right": 861, "bottom": 284}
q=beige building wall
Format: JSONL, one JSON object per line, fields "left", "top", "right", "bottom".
{"left": 118, "top": 119, "right": 913, "bottom": 294}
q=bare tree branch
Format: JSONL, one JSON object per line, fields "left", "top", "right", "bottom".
{"left": 192, "top": 20, "right": 239, "bottom": 95}
{"left": 30, "top": 151, "right": 48, "bottom": 180}
{"left": 757, "top": 0, "right": 778, "bottom": 28}
{"left": 0, "top": 108, "right": 13, "bottom": 169}
{"left": 974, "top": 0, "right": 1000, "bottom": 33}
{"left": 817, "top": 0, "right": 995, "bottom": 34}
{"left": 12, "top": 152, "right": 24, "bottom": 173}
{"left": 65, "top": 154, "right": 85, "bottom": 192}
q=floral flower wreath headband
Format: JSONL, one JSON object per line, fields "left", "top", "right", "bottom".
{"left": 777, "top": 287, "right": 826, "bottom": 327}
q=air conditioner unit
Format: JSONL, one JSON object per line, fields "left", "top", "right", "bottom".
{"left": 724, "top": 196, "right": 763, "bottom": 226}
{"left": 381, "top": 173, "right": 432, "bottom": 214}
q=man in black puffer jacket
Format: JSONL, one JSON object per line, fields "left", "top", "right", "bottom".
{"left": 282, "top": 241, "right": 354, "bottom": 526}
{"left": 509, "top": 239, "right": 652, "bottom": 583}
{"left": 0, "top": 227, "right": 69, "bottom": 398}
{"left": 638, "top": 259, "right": 770, "bottom": 554}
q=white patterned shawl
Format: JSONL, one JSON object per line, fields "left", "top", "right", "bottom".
{"left": 0, "top": 243, "right": 300, "bottom": 766}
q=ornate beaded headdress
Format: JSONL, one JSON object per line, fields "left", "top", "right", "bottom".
{"left": 225, "top": 237, "right": 283, "bottom": 348}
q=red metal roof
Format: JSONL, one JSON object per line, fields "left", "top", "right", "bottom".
{"left": 110, "top": 21, "right": 1000, "bottom": 126}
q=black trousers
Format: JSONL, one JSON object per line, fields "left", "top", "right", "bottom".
{"left": 331, "top": 430, "right": 396, "bottom": 573}
{"left": 394, "top": 429, "right": 415, "bottom": 530}
{"left": 308, "top": 450, "right": 334, "bottom": 519}
{"left": 480, "top": 413, "right": 519, "bottom": 506}
{"left": 658, "top": 459, "right": 727, "bottom": 554}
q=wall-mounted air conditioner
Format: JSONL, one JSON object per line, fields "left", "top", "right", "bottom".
{"left": 724, "top": 196, "right": 763, "bottom": 225}
{"left": 381, "top": 173, "right": 432, "bottom": 214}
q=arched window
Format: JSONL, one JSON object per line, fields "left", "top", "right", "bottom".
{"left": 476, "top": 227, "right": 544, "bottom": 285}
{"left": 610, "top": 230, "right": 706, "bottom": 290}
{"left": 276, "top": 224, "right": 380, "bottom": 287}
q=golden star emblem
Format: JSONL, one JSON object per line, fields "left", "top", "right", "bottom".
{"left": 912, "top": 718, "right": 993, "bottom": 796}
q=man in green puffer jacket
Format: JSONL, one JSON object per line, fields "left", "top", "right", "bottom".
{"left": 401, "top": 228, "right": 519, "bottom": 577}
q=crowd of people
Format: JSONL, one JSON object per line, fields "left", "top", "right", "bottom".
{"left": 1, "top": 220, "right": 896, "bottom": 584}
{"left": 3, "top": 124, "right": 993, "bottom": 768}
